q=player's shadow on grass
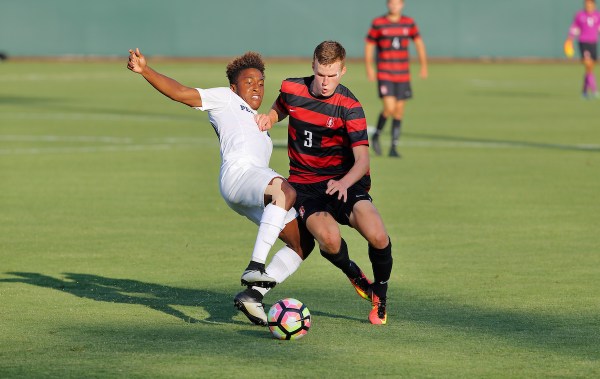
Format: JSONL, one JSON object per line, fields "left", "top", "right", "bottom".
{"left": 405, "top": 132, "right": 600, "bottom": 153}
{"left": 0, "top": 272, "right": 239, "bottom": 325}
{"left": 0, "top": 95, "right": 63, "bottom": 106}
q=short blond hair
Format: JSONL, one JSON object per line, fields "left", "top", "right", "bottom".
{"left": 313, "top": 41, "right": 346, "bottom": 66}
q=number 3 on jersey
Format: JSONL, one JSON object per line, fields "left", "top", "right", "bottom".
{"left": 304, "top": 130, "right": 313, "bottom": 148}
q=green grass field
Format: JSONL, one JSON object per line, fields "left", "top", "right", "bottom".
{"left": 1, "top": 59, "right": 599, "bottom": 378}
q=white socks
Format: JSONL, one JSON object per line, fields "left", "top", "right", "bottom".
{"left": 251, "top": 203, "right": 288, "bottom": 264}
{"left": 254, "top": 246, "right": 303, "bottom": 296}
{"left": 266, "top": 245, "right": 303, "bottom": 283}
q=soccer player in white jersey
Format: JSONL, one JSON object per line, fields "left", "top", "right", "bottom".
{"left": 127, "top": 49, "right": 314, "bottom": 326}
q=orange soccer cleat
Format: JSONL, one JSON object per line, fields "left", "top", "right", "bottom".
{"left": 369, "top": 292, "right": 387, "bottom": 325}
{"left": 348, "top": 268, "right": 372, "bottom": 301}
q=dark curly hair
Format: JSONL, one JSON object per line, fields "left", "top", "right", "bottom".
{"left": 226, "top": 52, "right": 265, "bottom": 84}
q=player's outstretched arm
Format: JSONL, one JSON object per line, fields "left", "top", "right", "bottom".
{"left": 127, "top": 48, "right": 202, "bottom": 108}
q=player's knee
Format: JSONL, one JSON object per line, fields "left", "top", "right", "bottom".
{"left": 280, "top": 180, "right": 296, "bottom": 209}
{"left": 316, "top": 232, "right": 341, "bottom": 254}
{"left": 270, "top": 177, "right": 296, "bottom": 210}
{"left": 369, "top": 231, "right": 390, "bottom": 250}
{"left": 393, "top": 106, "right": 405, "bottom": 119}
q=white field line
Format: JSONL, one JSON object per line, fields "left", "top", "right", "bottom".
{"left": 0, "top": 144, "right": 177, "bottom": 155}
{"left": 0, "top": 135, "right": 134, "bottom": 144}
{"left": 0, "top": 112, "right": 190, "bottom": 123}
{"left": 0, "top": 72, "right": 124, "bottom": 82}
{"left": 399, "top": 140, "right": 600, "bottom": 150}
{"left": 0, "top": 135, "right": 210, "bottom": 144}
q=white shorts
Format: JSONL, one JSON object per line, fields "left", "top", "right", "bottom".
{"left": 219, "top": 161, "right": 296, "bottom": 225}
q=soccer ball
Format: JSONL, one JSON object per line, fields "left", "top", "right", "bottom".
{"left": 267, "top": 298, "right": 311, "bottom": 340}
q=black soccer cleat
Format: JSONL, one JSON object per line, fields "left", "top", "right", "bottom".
{"left": 388, "top": 147, "right": 400, "bottom": 158}
{"left": 371, "top": 134, "right": 382, "bottom": 156}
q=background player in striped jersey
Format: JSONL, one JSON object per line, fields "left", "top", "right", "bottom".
{"left": 365, "top": 0, "right": 428, "bottom": 157}
{"left": 256, "top": 41, "right": 393, "bottom": 325}
{"left": 127, "top": 49, "right": 314, "bottom": 326}
{"left": 566, "top": 0, "right": 600, "bottom": 98}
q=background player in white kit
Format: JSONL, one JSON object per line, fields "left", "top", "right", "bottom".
{"left": 127, "top": 48, "right": 314, "bottom": 326}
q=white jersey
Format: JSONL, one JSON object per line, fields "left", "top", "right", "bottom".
{"left": 194, "top": 87, "right": 294, "bottom": 225}
{"left": 195, "top": 87, "right": 272, "bottom": 167}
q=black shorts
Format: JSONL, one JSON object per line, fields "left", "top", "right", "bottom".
{"left": 291, "top": 177, "right": 372, "bottom": 226}
{"left": 579, "top": 42, "right": 598, "bottom": 61}
{"left": 378, "top": 80, "right": 412, "bottom": 100}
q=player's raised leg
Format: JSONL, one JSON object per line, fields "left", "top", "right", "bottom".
{"left": 241, "top": 177, "right": 295, "bottom": 287}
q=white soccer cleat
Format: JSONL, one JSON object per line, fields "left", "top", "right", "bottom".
{"left": 234, "top": 288, "right": 268, "bottom": 326}
{"left": 240, "top": 269, "right": 277, "bottom": 288}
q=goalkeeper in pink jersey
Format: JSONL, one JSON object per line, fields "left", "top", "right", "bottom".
{"left": 566, "top": 0, "right": 600, "bottom": 98}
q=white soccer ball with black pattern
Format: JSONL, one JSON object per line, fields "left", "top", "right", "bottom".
{"left": 267, "top": 298, "right": 311, "bottom": 340}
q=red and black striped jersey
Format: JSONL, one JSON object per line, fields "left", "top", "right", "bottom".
{"left": 275, "top": 76, "right": 369, "bottom": 184}
{"left": 366, "top": 14, "right": 420, "bottom": 83}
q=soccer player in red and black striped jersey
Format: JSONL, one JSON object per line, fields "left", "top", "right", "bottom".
{"left": 256, "top": 41, "right": 393, "bottom": 325}
{"left": 365, "top": 0, "right": 428, "bottom": 157}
